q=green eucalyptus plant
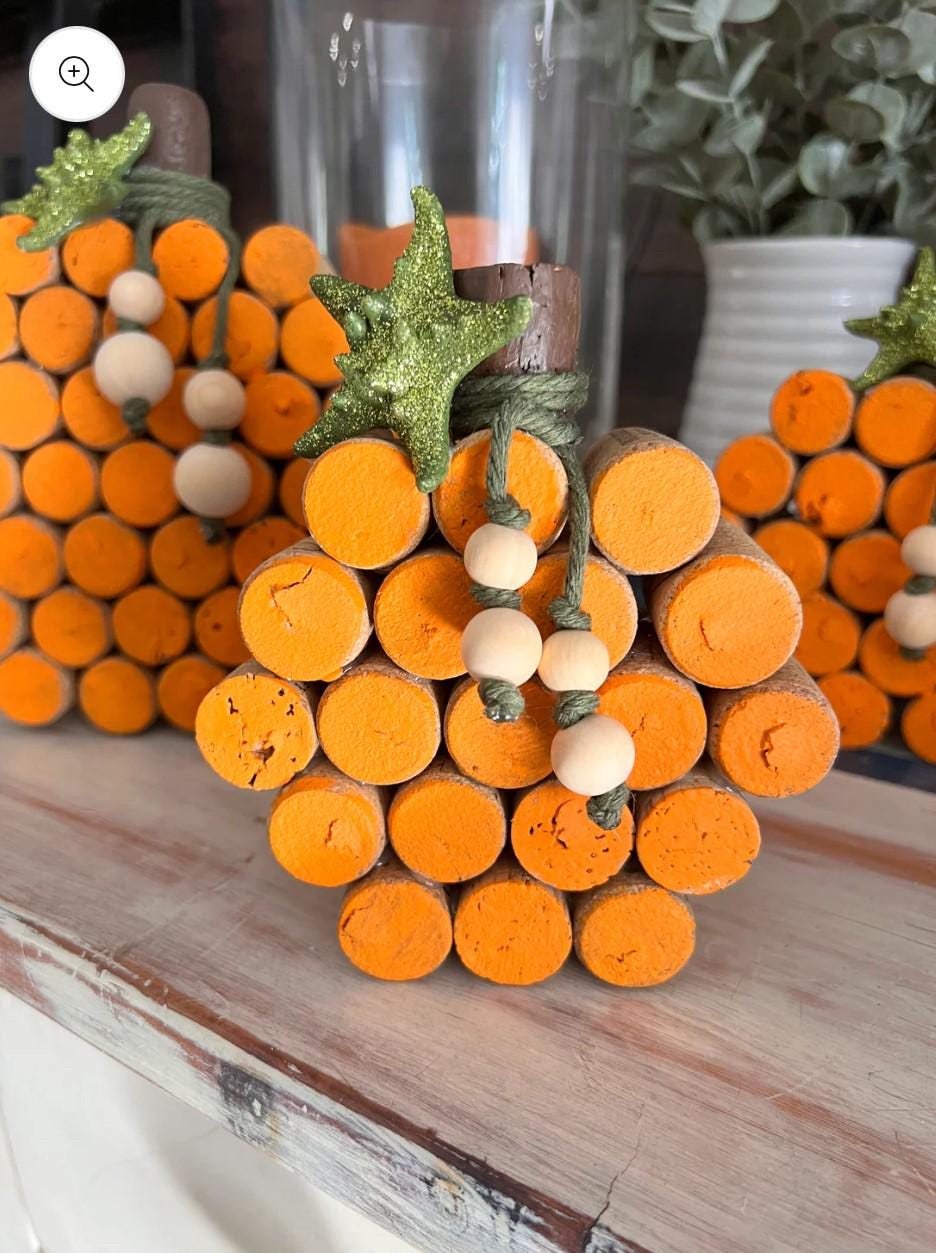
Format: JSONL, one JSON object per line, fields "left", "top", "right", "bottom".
{"left": 630, "top": 0, "right": 936, "bottom": 243}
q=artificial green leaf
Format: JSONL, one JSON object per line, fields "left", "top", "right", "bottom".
{"left": 691, "top": 204, "right": 744, "bottom": 242}
{"left": 824, "top": 97, "right": 886, "bottom": 143}
{"left": 677, "top": 78, "right": 734, "bottom": 102}
{"left": 897, "top": 9, "right": 936, "bottom": 74}
{"left": 692, "top": 0, "right": 731, "bottom": 38}
{"left": 646, "top": 10, "right": 706, "bottom": 41}
{"left": 646, "top": 87, "right": 711, "bottom": 140}
{"left": 797, "top": 134, "right": 853, "bottom": 197}
{"left": 630, "top": 45, "right": 656, "bottom": 107}
{"left": 725, "top": 0, "right": 780, "bottom": 20}
{"left": 704, "top": 111, "right": 767, "bottom": 155}
{"left": 780, "top": 198, "right": 852, "bottom": 235}
{"left": 847, "top": 83, "right": 906, "bottom": 145}
{"left": 729, "top": 38, "right": 772, "bottom": 96}
{"left": 830, "top": 25, "right": 912, "bottom": 76}
{"left": 759, "top": 160, "right": 800, "bottom": 208}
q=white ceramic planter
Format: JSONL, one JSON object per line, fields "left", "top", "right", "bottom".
{"left": 680, "top": 237, "right": 916, "bottom": 466}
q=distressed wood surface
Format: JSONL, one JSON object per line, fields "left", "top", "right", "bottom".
{"left": 0, "top": 721, "right": 933, "bottom": 1253}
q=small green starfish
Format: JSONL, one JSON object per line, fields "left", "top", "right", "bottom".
{"left": 3, "top": 112, "right": 152, "bottom": 252}
{"left": 294, "top": 186, "right": 532, "bottom": 492}
{"left": 847, "top": 247, "right": 936, "bottom": 390}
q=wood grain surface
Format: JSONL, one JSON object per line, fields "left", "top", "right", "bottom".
{"left": 0, "top": 721, "right": 933, "bottom": 1253}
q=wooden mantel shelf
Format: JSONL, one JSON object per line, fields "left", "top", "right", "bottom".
{"left": 0, "top": 721, "right": 934, "bottom": 1253}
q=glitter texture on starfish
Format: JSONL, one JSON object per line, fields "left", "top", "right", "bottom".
{"left": 3, "top": 113, "right": 152, "bottom": 251}
{"left": 846, "top": 247, "right": 936, "bottom": 391}
{"left": 294, "top": 186, "right": 532, "bottom": 492}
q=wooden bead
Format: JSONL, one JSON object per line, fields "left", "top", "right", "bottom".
{"left": 551, "top": 713, "right": 635, "bottom": 797}
{"left": 173, "top": 443, "right": 252, "bottom": 518}
{"left": 107, "top": 270, "right": 165, "bottom": 325}
{"left": 460, "top": 607, "right": 542, "bottom": 685}
{"left": 183, "top": 368, "right": 246, "bottom": 430}
{"left": 538, "top": 629, "right": 610, "bottom": 692}
{"left": 551, "top": 713, "right": 635, "bottom": 796}
{"left": 93, "top": 331, "right": 173, "bottom": 405}
{"left": 901, "top": 525, "right": 936, "bottom": 578}
{"left": 884, "top": 589, "right": 936, "bottom": 651}
{"left": 463, "top": 523, "right": 538, "bottom": 590}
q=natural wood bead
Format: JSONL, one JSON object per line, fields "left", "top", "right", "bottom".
{"left": 538, "top": 629, "right": 609, "bottom": 692}
{"left": 463, "top": 523, "right": 538, "bottom": 591}
{"left": 183, "top": 368, "right": 245, "bottom": 430}
{"left": 107, "top": 270, "right": 165, "bottom": 325}
{"left": 551, "top": 713, "right": 635, "bottom": 796}
{"left": 173, "top": 443, "right": 252, "bottom": 518}
{"left": 460, "top": 607, "right": 542, "bottom": 685}
{"left": 884, "top": 590, "right": 936, "bottom": 651}
{"left": 93, "top": 331, "right": 173, "bottom": 405}
{"left": 901, "top": 525, "right": 936, "bottom": 578}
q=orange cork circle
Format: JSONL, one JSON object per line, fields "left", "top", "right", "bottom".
{"left": 150, "top": 516, "right": 231, "bottom": 600}
{"left": 389, "top": 760, "right": 506, "bottom": 882}
{"left": 62, "top": 218, "right": 135, "bottom": 296}
{"left": 19, "top": 285, "right": 98, "bottom": 374}
{"left": 796, "top": 591, "right": 861, "bottom": 677}
{"left": 279, "top": 297, "right": 348, "bottom": 388}
{"left": 828, "top": 530, "right": 911, "bottom": 615}
{"left": 818, "top": 671, "right": 891, "bottom": 750}
{"left": 191, "top": 290, "right": 278, "bottom": 380}
{"left": 269, "top": 765, "right": 386, "bottom": 887}
{"left": 854, "top": 377, "right": 936, "bottom": 468}
{"left": 194, "top": 586, "right": 250, "bottom": 667}
{"left": 78, "top": 656, "right": 157, "bottom": 735}
{"left": 902, "top": 691, "right": 936, "bottom": 763}
{"left": 152, "top": 219, "right": 229, "bottom": 301}
{"left": 752, "top": 519, "right": 829, "bottom": 597}
{"left": 339, "top": 864, "right": 452, "bottom": 981}
{"left": 231, "top": 516, "right": 305, "bottom": 585}
{"left": 64, "top": 513, "right": 146, "bottom": 600}
{"left": 0, "top": 361, "right": 60, "bottom": 451}
{"left": 884, "top": 462, "right": 936, "bottom": 539}
{"left": 61, "top": 367, "right": 128, "bottom": 450}
{"left": 445, "top": 677, "right": 555, "bottom": 790}
{"left": 858, "top": 618, "right": 936, "bottom": 697}
{"left": 715, "top": 433, "right": 796, "bottom": 518}
{"left": 575, "top": 877, "right": 695, "bottom": 987}
{"left": 22, "top": 440, "right": 99, "bottom": 523}
{"left": 113, "top": 585, "right": 191, "bottom": 665}
{"left": 794, "top": 450, "right": 884, "bottom": 538}
{"left": 242, "top": 225, "right": 320, "bottom": 309}
{"left": 769, "top": 369, "right": 854, "bottom": 454}
{"left": 0, "top": 215, "right": 59, "bottom": 295}
{"left": 0, "top": 514, "right": 63, "bottom": 600}
{"left": 157, "top": 653, "right": 225, "bottom": 732}
{"left": 0, "top": 648, "right": 73, "bottom": 726}
{"left": 101, "top": 441, "right": 179, "bottom": 530}
{"left": 510, "top": 779, "right": 633, "bottom": 891}
{"left": 374, "top": 548, "right": 478, "bottom": 680}
{"left": 31, "top": 587, "right": 110, "bottom": 667}
{"left": 240, "top": 372, "right": 320, "bottom": 459}
{"left": 520, "top": 548, "right": 637, "bottom": 667}
{"left": 454, "top": 864, "right": 572, "bottom": 986}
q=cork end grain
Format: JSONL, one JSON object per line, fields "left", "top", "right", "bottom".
{"left": 574, "top": 877, "right": 695, "bottom": 988}
{"left": 389, "top": 762, "right": 506, "bottom": 882}
{"left": 885, "top": 462, "right": 935, "bottom": 539}
{"left": 374, "top": 549, "right": 478, "bottom": 680}
{"left": 269, "top": 767, "right": 385, "bottom": 887}
{"left": 157, "top": 654, "right": 225, "bottom": 732}
{"left": 520, "top": 548, "right": 638, "bottom": 668}
{"left": 714, "top": 433, "right": 795, "bottom": 518}
{"left": 854, "top": 377, "right": 936, "bottom": 468}
{"left": 0, "top": 514, "right": 63, "bottom": 600}
{"left": 796, "top": 591, "right": 861, "bottom": 677}
{"left": 445, "top": 677, "right": 555, "bottom": 790}
{"left": 752, "top": 519, "right": 829, "bottom": 598}
{"left": 64, "top": 514, "right": 146, "bottom": 600}
{"left": 0, "top": 648, "right": 73, "bottom": 726}
{"left": 339, "top": 865, "right": 452, "bottom": 981}
{"left": 769, "top": 369, "right": 854, "bottom": 455}
{"left": 79, "top": 656, "right": 157, "bottom": 735}
{"left": 454, "top": 864, "right": 572, "bottom": 986}
{"left": 818, "top": 671, "right": 891, "bottom": 750}
{"left": 794, "top": 450, "right": 884, "bottom": 538}
{"left": 510, "top": 779, "right": 633, "bottom": 891}
{"left": 858, "top": 618, "right": 936, "bottom": 697}
{"left": 31, "top": 587, "right": 110, "bottom": 668}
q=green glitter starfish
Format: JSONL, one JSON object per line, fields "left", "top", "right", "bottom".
{"left": 847, "top": 248, "right": 936, "bottom": 390}
{"left": 3, "top": 112, "right": 152, "bottom": 252}
{"left": 294, "top": 186, "right": 532, "bottom": 492}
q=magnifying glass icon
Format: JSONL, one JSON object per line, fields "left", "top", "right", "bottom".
{"left": 58, "top": 55, "right": 94, "bottom": 91}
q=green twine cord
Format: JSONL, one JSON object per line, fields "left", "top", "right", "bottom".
{"left": 451, "top": 371, "right": 630, "bottom": 831}
{"left": 899, "top": 496, "right": 936, "bottom": 660}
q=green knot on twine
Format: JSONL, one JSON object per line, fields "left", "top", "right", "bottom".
{"left": 587, "top": 784, "right": 631, "bottom": 830}
{"left": 122, "top": 396, "right": 150, "bottom": 435}
{"left": 478, "top": 678, "right": 525, "bottom": 723}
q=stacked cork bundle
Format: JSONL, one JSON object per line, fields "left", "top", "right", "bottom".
{"left": 715, "top": 367, "right": 936, "bottom": 764}
{"left": 196, "top": 262, "right": 838, "bottom": 988}
{"left": 0, "top": 87, "right": 336, "bottom": 735}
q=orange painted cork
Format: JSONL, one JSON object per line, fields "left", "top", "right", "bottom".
{"left": 0, "top": 214, "right": 59, "bottom": 295}
{"left": 884, "top": 462, "right": 936, "bottom": 539}
{"left": 828, "top": 530, "right": 911, "bottom": 614}
{"left": 112, "top": 585, "right": 192, "bottom": 665}
{"left": 0, "top": 361, "right": 60, "bottom": 450}
{"left": 196, "top": 661, "right": 318, "bottom": 789}
{"left": 150, "top": 516, "right": 230, "bottom": 600}
{"left": 389, "top": 758, "right": 506, "bottom": 882}
{"left": 278, "top": 457, "right": 311, "bottom": 528}
{"left": 858, "top": 618, "right": 936, "bottom": 697}
{"left": 338, "top": 862, "right": 452, "bottom": 981}
{"left": 818, "top": 671, "right": 892, "bottom": 750}
{"left": 510, "top": 779, "right": 633, "bottom": 892}
{"left": 61, "top": 218, "right": 134, "bottom": 296}
{"left": 374, "top": 548, "right": 477, "bottom": 680}
{"left": 64, "top": 514, "right": 146, "bottom": 599}
{"left": 0, "top": 591, "right": 27, "bottom": 660}
{"left": 649, "top": 520, "right": 801, "bottom": 689}
{"left": 102, "top": 297, "right": 191, "bottom": 365}
{"left": 769, "top": 369, "right": 854, "bottom": 454}
{"left": 194, "top": 586, "right": 250, "bottom": 667}
{"left": 240, "top": 372, "right": 320, "bottom": 459}
{"left": 78, "top": 656, "right": 158, "bottom": 735}
{"left": 454, "top": 862, "right": 571, "bottom": 986}
{"left": 225, "top": 443, "right": 275, "bottom": 528}
{"left": 707, "top": 658, "right": 840, "bottom": 797}
{"left": 100, "top": 441, "right": 178, "bottom": 529}
{"left": 303, "top": 438, "right": 430, "bottom": 569}
{"left": 145, "top": 368, "right": 199, "bottom": 450}
{"left": 156, "top": 654, "right": 225, "bottom": 732}
{"left": 22, "top": 440, "right": 99, "bottom": 523}
{"left": 854, "top": 377, "right": 936, "bottom": 468}
{"left": 269, "top": 762, "right": 386, "bottom": 887}
{"left": 445, "top": 677, "right": 555, "bottom": 790}
{"left": 586, "top": 428, "right": 719, "bottom": 575}
{"left": 0, "top": 448, "right": 21, "bottom": 518}
{"left": 635, "top": 766, "right": 761, "bottom": 895}
{"left": 0, "top": 293, "right": 19, "bottom": 359}
{"left": 242, "top": 224, "right": 320, "bottom": 309}
{"left": 520, "top": 546, "right": 638, "bottom": 667}
{"left": 18, "top": 285, "right": 98, "bottom": 373}
{"left": 279, "top": 296, "right": 348, "bottom": 388}
{"left": 714, "top": 433, "right": 796, "bottom": 519}
{"left": 152, "top": 219, "right": 229, "bottom": 301}
{"left": 231, "top": 516, "right": 304, "bottom": 584}
{"left": 795, "top": 591, "right": 861, "bottom": 677}
{"left": 0, "top": 648, "right": 73, "bottom": 726}
{"left": 192, "top": 290, "right": 279, "bottom": 379}
{"left": 61, "top": 367, "right": 128, "bottom": 450}
{"left": 574, "top": 874, "right": 695, "bottom": 987}
{"left": 433, "top": 429, "right": 568, "bottom": 555}
{"left": 794, "top": 449, "right": 885, "bottom": 538}
{"left": 238, "top": 540, "right": 372, "bottom": 681}
{"left": 902, "top": 692, "right": 936, "bottom": 763}
{"left": 752, "top": 519, "right": 829, "bottom": 597}
{"left": 597, "top": 624, "right": 707, "bottom": 790}
{"left": 317, "top": 655, "right": 440, "bottom": 785}
{"left": 0, "top": 514, "right": 63, "bottom": 599}
{"left": 31, "top": 587, "right": 110, "bottom": 667}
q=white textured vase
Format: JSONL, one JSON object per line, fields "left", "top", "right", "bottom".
{"left": 680, "top": 237, "right": 916, "bottom": 466}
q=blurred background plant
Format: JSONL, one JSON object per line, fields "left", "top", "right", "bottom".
{"left": 630, "top": 0, "right": 936, "bottom": 243}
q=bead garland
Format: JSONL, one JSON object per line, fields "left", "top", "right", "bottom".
{"left": 452, "top": 372, "right": 634, "bottom": 830}
{"left": 884, "top": 498, "right": 936, "bottom": 659}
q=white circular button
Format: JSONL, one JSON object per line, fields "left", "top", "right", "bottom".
{"left": 29, "top": 27, "right": 125, "bottom": 124}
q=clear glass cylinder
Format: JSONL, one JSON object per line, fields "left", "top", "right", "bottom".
{"left": 271, "top": 0, "right": 629, "bottom": 439}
